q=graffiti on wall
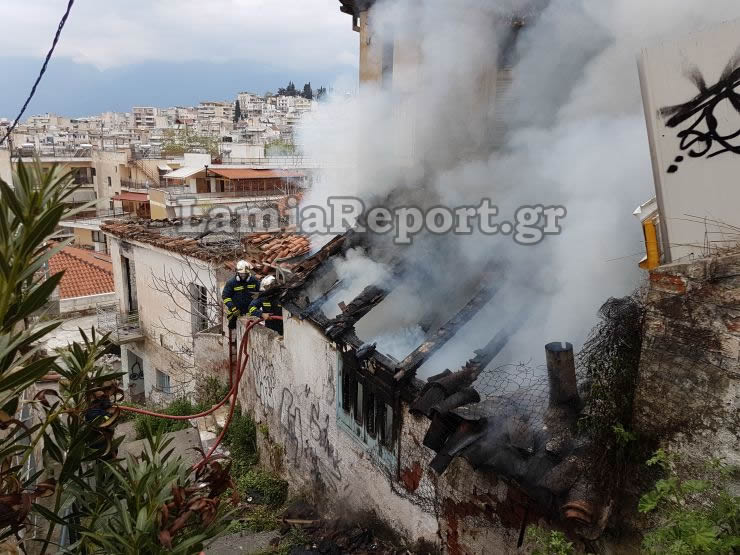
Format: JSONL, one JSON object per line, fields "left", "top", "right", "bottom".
{"left": 277, "top": 387, "right": 343, "bottom": 492}
{"left": 660, "top": 58, "right": 740, "bottom": 173}
{"left": 253, "top": 357, "right": 277, "bottom": 412}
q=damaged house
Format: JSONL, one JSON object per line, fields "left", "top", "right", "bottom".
{"left": 100, "top": 218, "right": 312, "bottom": 403}
{"left": 235, "top": 227, "right": 615, "bottom": 553}
{"left": 233, "top": 2, "right": 740, "bottom": 553}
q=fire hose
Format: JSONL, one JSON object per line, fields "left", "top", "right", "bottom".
{"left": 116, "top": 316, "right": 282, "bottom": 470}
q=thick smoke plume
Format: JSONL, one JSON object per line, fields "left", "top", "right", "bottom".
{"left": 298, "top": 0, "right": 740, "bottom": 378}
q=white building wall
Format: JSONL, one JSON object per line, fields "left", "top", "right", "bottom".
{"left": 237, "top": 313, "right": 438, "bottom": 542}
{"left": 639, "top": 18, "right": 740, "bottom": 263}
{"left": 108, "top": 236, "right": 229, "bottom": 401}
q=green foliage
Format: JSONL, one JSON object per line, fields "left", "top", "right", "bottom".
{"left": 161, "top": 127, "right": 219, "bottom": 157}
{"left": 133, "top": 397, "right": 198, "bottom": 439}
{"left": 195, "top": 376, "right": 230, "bottom": 408}
{"left": 234, "top": 99, "right": 242, "bottom": 122}
{"left": 525, "top": 526, "right": 575, "bottom": 555}
{"left": 71, "top": 432, "right": 233, "bottom": 554}
{"left": 223, "top": 407, "right": 259, "bottom": 473}
{"left": 612, "top": 422, "right": 637, "bottom": 448}
{"left": 0, "top": 161, "right": 229, "bottom": 552}
{"left": 234, "top": 468, "right": 288, "bottom": 507}
{"left": 639, "top": 450, "right": 739, "bottom": 554}
{"left": 316, "top": 86, "right": 327, "bottom": 101}
{"left": 265, "top": 139, "right": 297, "bottom": 156}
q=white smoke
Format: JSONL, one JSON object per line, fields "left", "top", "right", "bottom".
{"left": 298, "top": 0, "right": 740, "bottom": 377}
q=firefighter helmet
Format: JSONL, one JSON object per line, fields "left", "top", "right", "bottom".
{"left": 260, "top": 275, "right": 276, "bottom": 291}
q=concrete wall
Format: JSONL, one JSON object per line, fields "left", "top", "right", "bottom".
{"left": 359, "top": 10, "right": 382, "bottom": 84}
{"left": 237, "top": 314, "right": 438, "bottom": 543}
{"left": 92, "top": 150, "right": 126, "bottom": 210}
{"left": 148, "top": 189, "right": 169, "bottom": 220}
{"left": 109, "top": 236, "right": 229, "bottom": 401}
{"left": 0, "top": 149, "right": 11, "bottom": 185}
{"left": 634, "top": 252, "right": 740, "bottom": 468}
{"left": 59, "top": 292, "right": 115, "bottom": 314}
{"left": 639, "top": 18, "right": 740, "bottom": 263}
{"left": 237, "top": 310, "right": 537, "bottom": 552}
{"left": 74, "top": 227, "right": 94, "bottom": 247}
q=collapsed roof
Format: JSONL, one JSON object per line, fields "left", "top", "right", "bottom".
{"left": 276, "top": 228, "right": 611, "bottom": 538}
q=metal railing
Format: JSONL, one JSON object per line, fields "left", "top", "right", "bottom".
{"left": 121, "top": 179, "right": 156, "bottom": 190}
{"left": 218, "top": 156, "right": 317, "bottom": 167}
{"left": 61, "top": 209, "right": 131, "bottom": 223}
{"left": 153, "top": 187, "right": 292, "bottom": 202}
{"left": 96, "top": 304, "right": 142, "bottom": 342}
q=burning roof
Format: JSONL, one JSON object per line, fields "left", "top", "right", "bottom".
{"left": 276, "top": 230, "right": 610, "bottom": 537}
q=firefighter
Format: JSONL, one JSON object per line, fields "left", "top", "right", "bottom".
{"left": 248, "top": 275, "right": 283, "bottom": 334}
{"left": 222, "top": 260, "right": 260, "bottom": 329}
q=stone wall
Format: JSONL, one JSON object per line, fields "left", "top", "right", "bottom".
{"left": 634, "top": 253, "right": 740, "bottom": 467}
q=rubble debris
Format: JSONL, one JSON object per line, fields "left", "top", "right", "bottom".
{"left": 271, "top": 502, "right": 410, "bottom": 555}
{"left": 411, "top": 338, "right": 609, "bottom": 538}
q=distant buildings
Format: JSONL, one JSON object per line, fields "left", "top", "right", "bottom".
{"left": 2, "top": 89, "right": 316, "bottom": 162}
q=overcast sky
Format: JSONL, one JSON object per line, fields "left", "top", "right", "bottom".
{"left": 0, "top": 0, "right": 359, "bottom": 116}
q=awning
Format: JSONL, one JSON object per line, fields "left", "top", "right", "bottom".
{"left": 163, "top": 166, "right": 203, "bottom": 179}
{"left": 157, "top": 164, "right": 173, "bottom": 171}
{"left": 112, "top": 192, "right": 149, "bottom": 202}
{"left": 209, "top": 168, "right": 306, "bottom": 179}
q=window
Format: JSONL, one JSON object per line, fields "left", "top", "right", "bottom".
{"left": 338, "top": 351, "right": 398, "bottom": 467}
{"left": 107, "top": 176, "right": 112, "bottom": 187}
{"left": 156, "top": 369, "right": 171, "bottom": 393}
{"left": 190, "top": 283, "right": 209, "bottom": 334}
{"left": 92, "top": 230, "right": 104, "bottom": 243}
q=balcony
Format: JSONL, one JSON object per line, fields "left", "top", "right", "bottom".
{"left": 96, "top": 304, "right": 144, "bottom": 344}
{"left": 152, "top": 186, "right": 289, "bottom": 203}
{"left": 121, "top": 179, "right": 157, "bottom": 190}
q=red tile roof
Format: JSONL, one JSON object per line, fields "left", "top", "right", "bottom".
{"left": 47, "top": 246, "right": 114, "bottom": 299}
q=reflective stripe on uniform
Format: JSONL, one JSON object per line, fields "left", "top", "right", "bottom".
{"left": 223, "top": 298, "right": 232, "bottom": 304}
{"left": 234, "top": 286, "right": 244, "bottom": 291}
{"left": 248, "top": 306, "right": 257, "bottom": 315}
{"left": 247, "top": 284, "right": 257, "bottom": 289}
{"left": 263, "top": 302, "right": 272, "bottom": 308}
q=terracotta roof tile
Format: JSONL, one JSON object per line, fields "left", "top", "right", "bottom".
{"left": 48, "top": 246, "right": 114, "bottom": 299}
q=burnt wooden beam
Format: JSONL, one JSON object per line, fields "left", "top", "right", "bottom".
{"left": 393, "top": 283, "right": 501, "bottom": 381}
{"left": 325, "top": 285, "right": 386, "bottom": 340}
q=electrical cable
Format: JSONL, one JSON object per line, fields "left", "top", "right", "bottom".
{"left": 1, "top": 0, "right": 75, "bottom": 146}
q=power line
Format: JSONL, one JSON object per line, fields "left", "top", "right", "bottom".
{"left": 0, "top": 0, "right": 75, "bottom": 146}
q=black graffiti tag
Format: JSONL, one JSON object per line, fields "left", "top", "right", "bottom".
{"left": 659, "top": 57, "right": 740, "bottom": 173}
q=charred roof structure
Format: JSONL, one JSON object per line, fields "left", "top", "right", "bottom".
{"left": 268, "top": 228, "right": 611, "bottom": 539}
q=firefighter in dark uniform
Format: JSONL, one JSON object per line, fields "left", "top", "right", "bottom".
{"left": 222, "top": 260, "right": 260, "bottom": 329}
{"left": 248, "top": 275, "right": 283, "bottom": 335}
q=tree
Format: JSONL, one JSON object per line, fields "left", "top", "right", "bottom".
{"left": 0, "top": 161, "right": 233, "bottom": 552}
{"left": 302, "top": 82, "right": 313, "bottom": 100}
{"left": 234, "top": 99, "right": 242, "bottom": 122}
{"left": 316, "top": 86, "right": 327, "bottom": 101}
{"left": 161, "top": 127, "right": 219, "bottom": 157}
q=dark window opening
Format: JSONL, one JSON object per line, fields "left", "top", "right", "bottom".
{"left": 339, "top": 351, "right": 398, "bottom": 454}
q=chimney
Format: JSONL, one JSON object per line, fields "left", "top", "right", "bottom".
{"left": 545, "top": 342, "right": 579, "bottom": 405}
